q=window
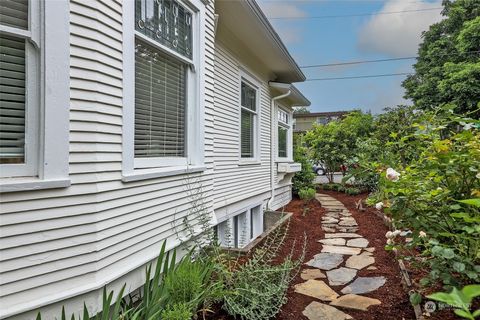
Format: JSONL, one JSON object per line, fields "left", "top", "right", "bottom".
{"left": 1, "top": 1, "right": 37, "bottom": 176}
{"left": 217, "top": 205, "right": 263, "bottom": 248}
{"left": 123, "top": 0, "right": 206, "bottom": 180}
{"left": 240, "top": 81, "right": 258, "bottom": 159}
{"left": 134, "top": 40, "right": 186, "bottom": 158}
{"left": 0, "top": 0, "right": 70, "bottom": 191}
{"left": 277, "top": 108, "right": 290, "bottom": 159}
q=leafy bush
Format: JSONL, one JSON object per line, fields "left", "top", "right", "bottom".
{"left": 427, "top": 285, "right": 480, "bottom": 319}
{"left": 35, "top": 241, "right": 220, "bottom": 320}
{"left": 160, "top": 303, "right": 193, "bottom": 320}
{"left": 292, "top": 136, "right": 315, "bottom": 194}
{"left": 298, "top": 188, "right": 315, "bottom": 201}
{"left": 375, "top": 113, "right": 480, "bottom": 285}
{"left": 345, "top": 187, "right": 361, "bottom": 196}
{"left": 222, "top": 223, "right": 305, "bottom": 320}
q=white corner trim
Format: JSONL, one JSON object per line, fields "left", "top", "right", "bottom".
{"left": 41, "top": 0, "right": 70, "bottom": 181}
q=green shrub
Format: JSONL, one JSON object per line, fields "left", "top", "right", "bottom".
{"left": 345, "top": 187, "right": 361, "bottom": 195}
{"left": 223, "top": 223, "right": 305, "bottom": 320}
{"left": 378, "top": 113, "right": 480, "bottom": 286}
{"left": 292, "top": 137, "right": 315, "bottom": 194}
{"left": 160, "top": 303, "right": 193, "bottom": 320}
{"left": 298, "top": 188, "right": 315, "bottom": 201}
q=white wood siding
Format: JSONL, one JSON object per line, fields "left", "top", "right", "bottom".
{"left": 0, "top": 1, "right": 216, "bottom": 318}
{"left": 213, "top": 43, "right": 273, "bottom": 210}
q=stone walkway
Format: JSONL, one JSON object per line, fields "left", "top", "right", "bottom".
{"left": 294, "top": 193, "right": 386, "bottom": 320}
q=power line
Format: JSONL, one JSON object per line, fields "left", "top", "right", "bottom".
{"left": 268, "top": 7, "right": 443, "bottom": 20}
{"left": 300, "top": 50, "right": 480, "bottom": 68}
{"left": 301, "top": 56, "right": 417, "bottom": 68}
{"left": 305, "top": 72, "right": 412, "bottom": 81}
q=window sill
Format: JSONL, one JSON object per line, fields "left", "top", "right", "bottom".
{"left": 0, "top": 178, "right": 71, "bottom": 193}
{"left": 238, "top": 160, "right": 262, "bottom": 166}
{"left": 122, "top": 165, "right": 206, "bottom": 182}
{"left": 275, "top": 159, "right": 294, "bottom": 163}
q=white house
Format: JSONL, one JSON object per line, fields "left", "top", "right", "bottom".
{"left": 0, "top": 0, "right": 310, "bottom": 319}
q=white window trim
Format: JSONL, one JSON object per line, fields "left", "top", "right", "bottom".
{"left": 238, "top": 69, "right": 261, "bottom": 165}
{"left": 0, "top": 0, "right": 71, "bottom": 192}
{"left": 122, "top": 0, "right": 206, "bottom": 181}
{"left": 276, "top": 105, "right": 293, "bottom": 162}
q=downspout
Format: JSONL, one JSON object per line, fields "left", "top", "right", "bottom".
{"left": 267, "top": 89, "right": 291, "bottom": 210}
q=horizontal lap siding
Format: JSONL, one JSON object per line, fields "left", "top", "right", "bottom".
{"left": 213, "top": 44, "right": 272, "bottom": 209}
{"left": 0, "top": 0, "right": 216, "bottom": 318}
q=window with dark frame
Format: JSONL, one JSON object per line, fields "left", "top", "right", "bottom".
{"left": 240, "top": 81, "right": 257, "bottom": 158}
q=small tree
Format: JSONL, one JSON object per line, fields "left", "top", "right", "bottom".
{"left": 304, "top": 111, "right": 373, "bottom": 183}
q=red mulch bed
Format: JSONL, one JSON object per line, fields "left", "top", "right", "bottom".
{"left": 276, "top": 191, "right": 416, "bottom": 320}
{"left": 207, "top": 191, "right": 465, "bottom": 320}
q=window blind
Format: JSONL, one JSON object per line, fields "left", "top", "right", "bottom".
{"left": 0, "top": 35, "right": 26, "bottom": 164}
{"left": 278, "top": 126, "right": 287, "bottom": 158}
{"left": 0, "top": 0, "right": 28, "bottom": 30}
{"left": 241, "top": 109, "right": 254, "bottom": 158}
{"left": 134, "top": 40, "right": 186, "bottom": 158}
{"left": 240, "top": 81, "right": 256, "bottom": 158}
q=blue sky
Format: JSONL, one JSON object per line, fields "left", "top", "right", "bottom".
{"left": 257, "top": 0, "right": 443, "bottom": 114}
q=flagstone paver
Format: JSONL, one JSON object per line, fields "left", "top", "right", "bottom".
{"left": 324, "top": 233, "right": 362, "bottom": 238}
{"left": 330, "top": 294, "right": 382, "bottom": 311}
{"left": 303, "top": 302, "right": 353, "bottom": 320}
{"left": 296, "top": 193, "right": 387, "bottom": 319}
{"left": 306, "top": 252, "right": 344, "bottom": 270}
{"left": 341, "top": 276, "right": 386, "bottom": 294}
{"left": 326, "top": 267, "right": 358, "bottom": 286}
{"left": 318, "top": 238, "right": 346, "bottom": 246}
{"left": 346, "top": 237, "right": 369, "bottom": 248}
{"left": 321, "top": 245, "right": 362, "bottom": 255}
{"left": 301, "top": 268, "right": 327, "bottom": 280}
{"left": 345, "top": 253, "right": 375, "bottom": 270}
{"left": 294, "top": 279, "right": 339, "bottom": 301}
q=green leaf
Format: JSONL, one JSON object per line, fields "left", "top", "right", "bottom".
{"left": 410, "top": 292, "right": 422, "bottom": 305}
{"left": 454, "top": 309, "right": 474, "bottom": 319}
{"left": 36, "top": 313, "right": 42, "bottom": 320}
{"left": 472, "top": 309, "right": 480, "bottom": 317}
{"left": 453, "top": 262, "right": 466, "bottom": 273}
{"left": 442, "top": 248, "right": 455, "bottom": 259}
{"left": 427, "top": 292, "right": 456, "bottom": 305}
{"left": 83, "top": 303, "right": 89, "bottom": 320}
{"left": 462, "top": 285, "right": 480, "bottom": 300}
{"left": 457, "top": 198, "right": 480, "bottom": 207}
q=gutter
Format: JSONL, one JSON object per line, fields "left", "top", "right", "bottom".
{"left": 267, "top": 83, "right": 292, "bottom": 210}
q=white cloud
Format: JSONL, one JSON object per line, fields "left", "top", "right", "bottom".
{"left": 258, "top": 2, "right": 307, "bottom": 19}
{"left": 258, "top": 2, "right": 307, "bottom": 44}
{"left": 357, "top": 0, "right": 443, "bottom": 56}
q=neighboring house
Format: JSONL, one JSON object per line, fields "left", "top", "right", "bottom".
{"left": 293, "top": 111, "right": 351, "bottom": 132}
{"left": 0, "top": 0, "right": 309, "bottom": 319}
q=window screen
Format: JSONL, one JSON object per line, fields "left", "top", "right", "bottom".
{"left": 134, "top": 39, "right": 186, "bottom": 158}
